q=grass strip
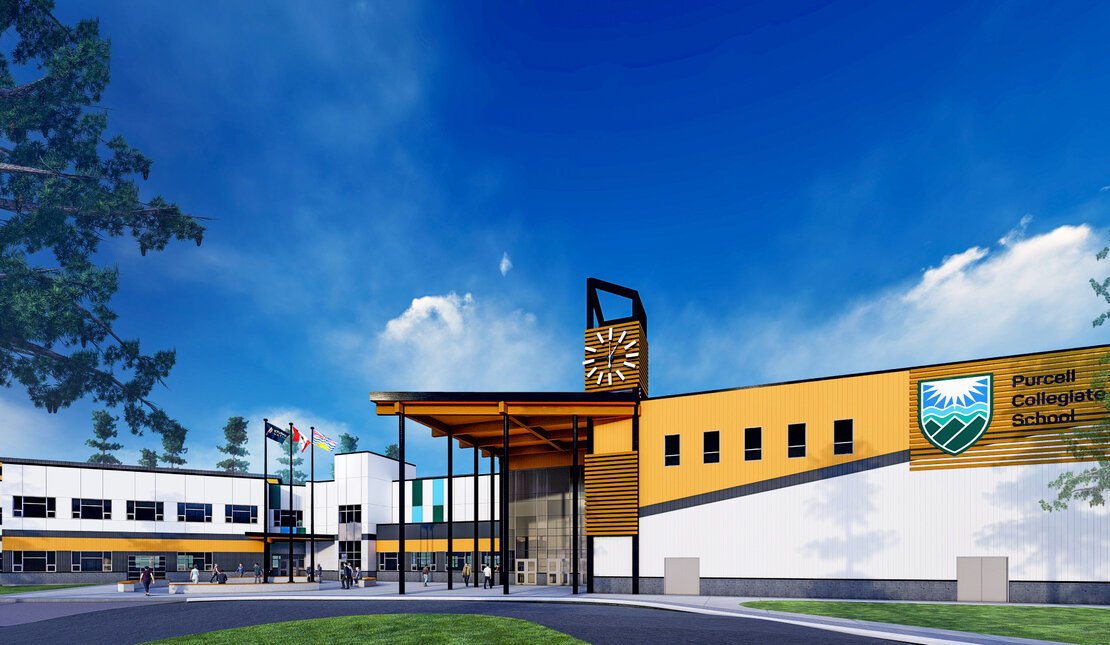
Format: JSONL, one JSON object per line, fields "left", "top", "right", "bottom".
{"left": 142, "top": 613, "right": 587, "bottom": 645}
{"left": 0, "top": 584, "right": 98, "bottom": 595}
{"left": 741, "top": 600, "right": 1110, "bottom": 645}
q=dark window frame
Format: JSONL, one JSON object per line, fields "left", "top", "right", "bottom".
{"left": 177, "top": 502, "right": 213, "bottom": 523}
{"left": 339, "top": 540, "right": 362, "bottom": 571}
{"left": 73, "top": 551, "right": 112, "bottom": 572}
{"left": 224, "top": 504, "right": 258, "bottom": 524}
{"left": 127, "top": 500, "right": 164, "bottom": 521}
{"left": 13, "top": 496, "right": 56, "bottom": 518}
{"left": 272, "top": 509, "right": 303, "bottom": 528}
{"left": 71, "top": 498, "right": 112, "bottom": 520}
{"left": 787, "top": 423, "right": 806, "bottom": 458}
{"left": 833, "top": 418, "right": 854, "bottom": 455}
{"left": 744, "top": 427, "right": 762, "bottom": 461}
{"left": 703, "top": 430, "right": 720, "bottom": 464}
{"left": 664, "top": 434, "right": 680, "bottom": 466}
{"left": 339, "top": 504, "right": 362, "bottom": 524}
{"left": 378, "top": 551, "right": 398, "bottom": 571}
{"left": 13, "top": 550, "right": 56, "bottom": 572}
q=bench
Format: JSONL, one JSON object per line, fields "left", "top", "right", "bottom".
{"left": 357, "top": 576, "right": 377, "bottom": 588}
{"left": 168, "top": 581, "right": 320, "bottom": 594}
{"left": 118, "top": 579, "right": 167, "bottom": 592}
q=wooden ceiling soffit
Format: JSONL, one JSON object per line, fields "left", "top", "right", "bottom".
{"left": 507, "top": 414, "right": 564, "bottom": 452}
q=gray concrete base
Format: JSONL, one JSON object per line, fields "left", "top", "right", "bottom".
{"left": 593, "top": 577, "right": 1110, "bottom": 604}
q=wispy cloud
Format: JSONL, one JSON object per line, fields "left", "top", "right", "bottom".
{"left": 500, "top": 252, "right": 513, "bottom": 277}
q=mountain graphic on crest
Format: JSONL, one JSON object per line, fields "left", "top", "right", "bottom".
{"left": 919, "top": 374, "right": 993, "bottom": 456}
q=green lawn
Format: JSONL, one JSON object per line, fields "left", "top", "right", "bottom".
{"left": 0, "top": 584, "right": 97, "bottom": 595}
{"left": 142, "top": 614, "right": 586, "bottom": 645}
{"left": 741, "top": 600, "right": 1110, "bottom": 645}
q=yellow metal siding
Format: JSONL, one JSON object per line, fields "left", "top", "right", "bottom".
{"left": 375, "top": 539, "right": 498, "bottom": 553}
{"left": 909, "top": 345, "right": 1110, "bottom": 470}
{"left": 585, "top": 451, "right": 638, "bottom": 535}
{"left": 639, "top": 370, "right": 909, "bottom": 507}
{"left": 594, "top": 419, "right": 633, "bottom": 454}
{"left": 2, "top": 536, "right": 264, "bottom": 552}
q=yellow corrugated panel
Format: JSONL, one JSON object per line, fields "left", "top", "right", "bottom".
{"left": 594, "top": 418, "right": 633, "bottom": 454}
{"left": 908, "top": 345, "right": 1110, "bottom": 470}
{"left": 639, "top": 370, "right": 910, "bottom": 508}
{"left": 2, "top": 536, "right": 263, "bottom": 552}
{"left": 375, "top": 539, "right": 498, "bottom": 553}
{"left": 585, "top": 451, "right": 638, "bottom": 536}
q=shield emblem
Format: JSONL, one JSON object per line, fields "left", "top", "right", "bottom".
{"left": 918, "top": 373, "right": 993, "bottom": 456}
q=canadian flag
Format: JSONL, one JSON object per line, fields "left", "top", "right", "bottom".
{"left": 290, "top": 425, "right": 311, "bottom": 453}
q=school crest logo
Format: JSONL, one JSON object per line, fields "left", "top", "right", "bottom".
{"left": 918, "top": 374, "right": 993, "bottom": 456}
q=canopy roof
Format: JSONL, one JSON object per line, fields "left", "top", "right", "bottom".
{"left": 370, "top": 391, "right": 639, "bottom": 467}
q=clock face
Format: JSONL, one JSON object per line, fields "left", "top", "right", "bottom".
{"left": 583, "top": 322, "right": 646, "bottom": 393}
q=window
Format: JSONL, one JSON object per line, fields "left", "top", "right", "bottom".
{"left": 224, "top": 504, "right": 258, "bottom": 524}
{"left": 411, "top": 551, "right": 435, "bottom": 571}
{"left": 177, "top": 502, "right": 212, "bottom": 523}
{"left": 128, "top": 555, "right": 166, "bottom": 580}
{"left": 378, "top": 552, "right": 398, "bottom": 571}
{"left": 703, "top": 431, "right": 720, "bottom": 464}
{"left": 13, "top": 551, "right": 56, "bottom": 572}
{"left": 450, "top": 552, "right": 471, "bottom": 571}
{"left": 834, "top": 419, "right": 854, "bottom": 455}
{"left": 339, "top": 504, "right": 361, "bottom": 524}
{"left": 71, "top": 498, "right": 112, "bottom": 520}
{"left": 177, "top": 552, "right": 213, "bottom": 571}
{"left": 744, "top": 427, "right": 762, "bottom": 461}
{"left": 73, "top": 551, "right": 112, "bottom": 572}
{"left": 13, "top": 496, "right": 55, "bottom": 518}
{"left": 664, "top": 434, "right": 680, "bottom": 466}
{"left": 127, "top": 500, "right": 164, "bottom": 521}
{"left": 339, "top": 541, "right": 361, "bottom": 571}
{"left": 787, "top": 423, "right": 806, "bottom": 458}
{"left": 272, "top": 509, "right": 303, "bottom": 527}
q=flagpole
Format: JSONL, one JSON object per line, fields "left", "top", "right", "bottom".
{"left": 310, "top": 426, "right": 316, "bottom": 582}
{"left": 288, "top": 422, "right": 295, "bottom": 583}
{"left": 263, "top": 417, "right": 269, "bottom": 584}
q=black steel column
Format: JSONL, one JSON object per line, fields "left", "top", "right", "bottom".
{"left": 501, "top": 412, "right": 509, "bottom": 595}
{"left": 586, "top": 417, "right": 594, "bottom": 593}
{"left": 287, "top": 423, "right": 294, "bottom": 583}
{"left": 472, "top": 446, "right": 479, "bottom": 587}
{"left": 572, "top": 414, "right": 579, "bottom": 594}
{"left": 263, "top": 417, "right": 269, "bottom": 583}
{"left": 488, "top": 451, "right": 494, "bottom": 580}
{"left": 447, "top": 431, "right": 454, "bottom": 590}
{"left": 310, "top": 427, "right": 315, "bottom": 581}
{"left": 399, "top": 411, "right": 406, "bottom": 595}
{"left": 631, "top": 407, "right": 639, "bottom": 594}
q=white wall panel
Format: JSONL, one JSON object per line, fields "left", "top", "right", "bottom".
{"left": 595, "top": 536, "right": 632, "bottom": 577}
{"left": 79, "top": 468, "right": 103, "bottom": 498}
{"left": 640, "top": 462, "right": 1110, "bottom": 582}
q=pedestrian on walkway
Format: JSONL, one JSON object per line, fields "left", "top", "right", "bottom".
{"left": 422, "top": 564, "right": 430, "bottom": 586}
{"left": 483, "top": 563, "right": 492, "bottom": 589}
{"left": 316, "top": 563, "right": 323, "bottom": 583}
{"left": 209, "top": 564, "right": 222, "bottom": 583}
{"left": 190, "top": 564, "right": 199, "bottom": 584}
{"left": 253, "top": 562, "right": 261, "bottom": 583}
{"left": 462, "top": 562, "right": 471, "bottom": 586}
{"left": 236, "top": 562, "right": 244, "bottom": 577}
{"left": 346, "top": 563, "right": 354, "bottom": 589}
{"left": 140, "top": 565, "right": 154, "bottom": 596}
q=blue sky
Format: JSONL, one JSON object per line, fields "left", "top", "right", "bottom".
{"left": 5, "top": 1, "right": 1110, "bottom": 478}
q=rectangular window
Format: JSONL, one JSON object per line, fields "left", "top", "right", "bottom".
{"left": 703, "top": 431, "right": 720, "bottom": 464}
{"left": 664, "top": 434, "right": 680, "bottom": 466}
{"left": 338, "top": 504, "right": 362, "bottom": 524}
{"left": 224, "top": 504, "right": 258, "bottom": 524}
{"left": 71, "top": 498, "right": 112, "bottom": 520}
{"left": 127, "top": 500, "right": 164, "bottom": 521}
{"left": 13, "top": 496, "right": 55, "bottom": 518}
{"left": 127, "top": 555, "right": 166, "bottom": 581}
{"left": 13, "top": 551, "right": 56, "bottom": 572}
{"left": 834, "top": 419, "right": 854, "bottom": 455}
{"left": 410, "top": 551, "right": 435, "bottom": 571}
{"left": 177, "top": 502, "right": 212, "bottom": 523}
{"left": 73, "top": 551, "right": 112, "bottom": 572}
{"left": 744, "top": 427, "right": 762, "bottom": 461}
{"left": 450, "top": 552, "right": 471, "bottom": 571}
{"left": 272, "top": 510, "right": 303, "bottom": 527}
{"left": 377, "top": 552, "right": 398, "bottom": 571}
{"left": 177, "top": 552, "right": 213, "bottom": 571}
{"left": 339, "top": 541, "right": 362, "bottom": 571}
{"left": 787, "top": 423, "right": 806, "bottom": 458}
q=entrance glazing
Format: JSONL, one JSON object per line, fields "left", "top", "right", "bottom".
{"left": 508, "top": 466, "right": 584, "bottom": 585}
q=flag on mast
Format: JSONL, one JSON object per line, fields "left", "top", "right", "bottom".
{"left": 290, "top": 425, "right": 311, "bottom": 453}
{"left": 312, "top": 428, "right": 337, "bottom": 451}
{"left": 265, "top": 422, "right": 289, "bottom": 444}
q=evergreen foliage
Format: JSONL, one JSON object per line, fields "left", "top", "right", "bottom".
{"left": 137, "top": 447, "right": 158, "bottom": 468}
{"left": 86, "top": 408, "right": 121, "bottom": 464}
{"left": 216, "top": 416, "right": 249, "bottom": 472}
{"left": 338, "top": 432, "right": 358, "bottom": 453}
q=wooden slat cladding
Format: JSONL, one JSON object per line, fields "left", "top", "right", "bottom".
{"left": 585, "top": 451, "right": 639, "bottom": 536}
{"left": 584, "top": 322, "right": 648, "bottom": 396}
{"left": 909, "top": 345, "right": 1110, "bottom": 470}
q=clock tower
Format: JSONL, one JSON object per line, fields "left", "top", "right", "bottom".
{"left": 583, "top": 278, "right": 648, "bottom": 396}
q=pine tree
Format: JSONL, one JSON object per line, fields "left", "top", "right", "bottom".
{"left": 138, "top": 448, "right": 158, "bottom": 468}
{"left": 276, "top": 453, "right": 306, "bottom": 484}
{"left": 159, "top": 420, "right": 188, "bottom": 468}
{"left": 339, "top": 433, "right": 359, "bottom": 453}
{"left": 216, "top": 416, "right": 249, "bottom": 472}
{"left": 86, "top": 409, "right": 122, "bottom": 464}
{"left": 385, "top": 442, "right": 399, "bottom": 459}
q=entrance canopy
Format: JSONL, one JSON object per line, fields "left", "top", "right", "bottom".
{"left": 370, "top": 391, "right": 638, "bottom": 469}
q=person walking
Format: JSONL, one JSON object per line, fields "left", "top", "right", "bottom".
{"left": 209, "top": 564, "right": 221, "bottom": 583}
{"left": 346, "top": 563, "right": 354, "bottom": 589}
{"left": 236, "top": 562, "right": 244, "bottom": 578}
{"left": 190, "top": 564, "right": 200, "bottom": 585}
{"left": 422, "top": 564, "right": 430, "bottom": 586}
{"left": 253, "top": 562, "right": 261, "bottom": 583}
{"left": 316, "top": 563, "right": 323, "bottom": 583}
{"left": 139, "top": 565, "right": 154, "bottom": 596}
{"left": 483, "top": 563, "right": 492, "bottom": 589}
{"left": 462, "top": 561, "right": 471, "bottom": 587}
{"left": 341, "top": 563, "right": 350, "bottom": 589}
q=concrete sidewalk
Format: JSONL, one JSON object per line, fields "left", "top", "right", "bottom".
{"left": 1, "top": 580, "right": 1099, "bottom": 645}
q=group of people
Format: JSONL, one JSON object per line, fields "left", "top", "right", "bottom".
{"left": 339, "top": 561, "right": 362, "bottom": 588}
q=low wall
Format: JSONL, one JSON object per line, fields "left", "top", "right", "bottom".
{"left": 169, "top": 581, "right": 320, "bottom": 594}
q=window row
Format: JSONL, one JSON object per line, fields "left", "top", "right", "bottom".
{"left": 339, "top": 504, "right": 361, "bottom": 524}
{"left": 663, "top": 419, "right": 854, "bottom": 466}
{"left": 376, "top": 551, "right": 502, "bottom": 571}
{"left": 11, "top": 497, "right": 256, "bottom": 524}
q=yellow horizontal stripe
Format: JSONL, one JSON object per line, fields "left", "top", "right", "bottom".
{"left": 375, "top": 538, "right": 499, "bottom": 553}
{"left": 3, "top": 536, "right": 263, "bottom": 552}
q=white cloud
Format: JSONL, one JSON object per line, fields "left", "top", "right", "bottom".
{"left": 998, "top": 214, "right": 1033, "bottom": 247}
{"left": 1100, "top": 185, "right": 1110, "bottom": 192}
{"left": 499, "top": 252, "right": 513, "bottom": 276}
{"left": 333, "top": 291, "right": 561, "bottom": 391}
